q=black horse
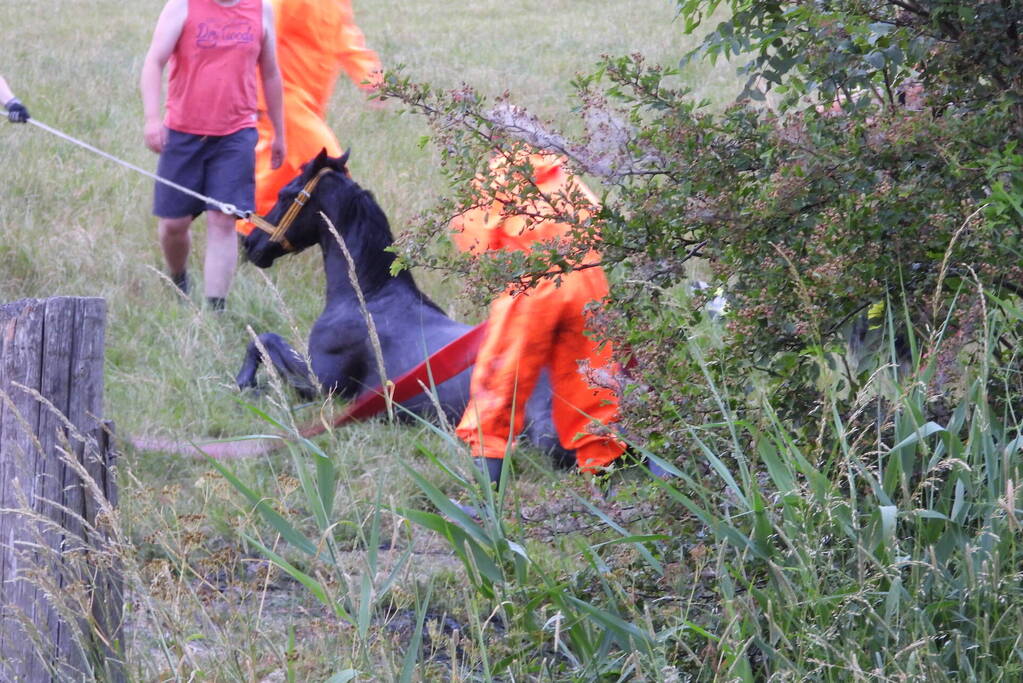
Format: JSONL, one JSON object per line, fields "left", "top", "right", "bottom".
{"left": 236, "top": 150, "right": 569, "bottom": 460}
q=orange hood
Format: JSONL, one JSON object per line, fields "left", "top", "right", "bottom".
{"left": 450, "top": 151, "right": 600, "bottom": 255}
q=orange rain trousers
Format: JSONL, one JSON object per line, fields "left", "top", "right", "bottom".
{"left": 244, "top": 0, "right": 381, "bottom": 229}
{"left": 452, "top": 153, "right": 626, "bottom": 472}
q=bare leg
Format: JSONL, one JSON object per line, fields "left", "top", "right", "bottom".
{"left": 158, "top": 215, "right": 192, "bottom": 278}
{"left": 204, "top": 210, "right": 240, "bottom": 299}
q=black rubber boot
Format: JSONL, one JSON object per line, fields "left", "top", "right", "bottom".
{"left": 476, "top": 457, "right": 504, "bottom": 487}
{"left": 171, "top": 270, "right": 190, "bottom": 295}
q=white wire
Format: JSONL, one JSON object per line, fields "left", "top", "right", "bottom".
{"left": 18, "top": 115, "right": 248, "bottom": 218}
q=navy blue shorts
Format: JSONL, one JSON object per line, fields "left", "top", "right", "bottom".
{"left": 153, "top": 127, "right": 257, "bottom": 218}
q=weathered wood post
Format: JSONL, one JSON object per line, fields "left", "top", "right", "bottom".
{"left": 0, "top": 297, "right": 124, "bottom": 682}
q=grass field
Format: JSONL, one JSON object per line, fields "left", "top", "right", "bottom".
{"left": 1, "top": 1, "right": 739, "bottom": 679}
{"left": 1, "top": 0, "right": 734, "bottom": 439}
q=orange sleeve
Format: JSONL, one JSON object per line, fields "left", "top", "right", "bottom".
{"left": 336, "top": 0, "right": 382, "bottom": 90}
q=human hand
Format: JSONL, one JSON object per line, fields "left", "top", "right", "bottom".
{"left": 143, "top": 119, "right": 166, "bottom": 154}
{"left": 4, "top": 98, "right": 29, "bottom": 123}
{"left": 270, "top": 135, "right": 285, "bottom": 169}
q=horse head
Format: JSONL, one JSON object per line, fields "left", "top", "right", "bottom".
{"left": 243, "top": 148, "right": 351, "bottom": 268}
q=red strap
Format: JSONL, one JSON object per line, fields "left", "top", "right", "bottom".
{"left": 301, "top": 321, "right": 488, "bottom": 434}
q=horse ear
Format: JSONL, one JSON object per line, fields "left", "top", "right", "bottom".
{"left": 311, "top": 148, "right": 331, "bottom": 172}
{"left": 336, "top": 149, "right": 351, "bottom": 171}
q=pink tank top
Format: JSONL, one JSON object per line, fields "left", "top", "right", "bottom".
{"left": 165, "top": 0, "right": 263, "bottom": 136}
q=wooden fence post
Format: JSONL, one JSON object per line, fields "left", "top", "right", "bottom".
{"left": 0, "top": 297, "right": 124, "bottom": 682}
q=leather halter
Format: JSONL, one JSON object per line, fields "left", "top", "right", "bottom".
{"left": 246, "top": 167, "right": 333, "bottom": 251}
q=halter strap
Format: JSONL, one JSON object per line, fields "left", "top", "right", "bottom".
{"left": 246, "top": 167, "right": 333, "bottom": 251}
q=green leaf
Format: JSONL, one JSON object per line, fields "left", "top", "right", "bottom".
{"left": 590, "top": 534, "right": 671, "bottom": 550}
{"left": 315, "top": 453, "right": 337, "bottom": 526}
{"left": 395, "top": 507, "right": 503, "bottom": 587}
{"left": 206, "top": 457, "right": 319, "bottom": 558}
{"left": 951, "top": 478, "right": 967, "bottom": 523}
{"left": 880, "top": 505, "right": 898, "bottom": 547}
{"left": 889, "top": 422, "right": 946, "bottom": 452}
{"left": 884, "top": 575, "right": 903, "bottom": 626}
{"left": 757, "top": 436, "right": 796, "bottom": 494}
{"left": 689, "top": 430, "right": 750, "bottom": 511}
{"left": 357, "top": 573, "right": 373, "bottom": 639}
{"left": 565, "top": 596, "right": 656, "bottom": 653}
{"left": 568, "top": 491, "right": 664, "bottom": 574}
{"left": 243, "top": 533, "right": 352, "bottom": 624}
{"left": 399, "top": 582, "right": 433, "bottom": 683}
{"left": 868, "top": 22, "right": 896, "bottom": 38}
{"left": 914, "top": 509, "right": 949, "bottom": 521}
{"left": 864, "top": 50, "right": 887, "bottom": 71}
{"left": 399, "top": 463, "right": 494, "bottom": 547}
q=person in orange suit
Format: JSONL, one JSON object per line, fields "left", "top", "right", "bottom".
{"left": 245, "top": 0, "right": 382, "bottom": 227}
{"left": 451, "top": 150, "right": 626, "bottom": 484}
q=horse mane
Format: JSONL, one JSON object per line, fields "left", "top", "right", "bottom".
{"left": 328, "top": 173, "right": 445, "bottom": 313}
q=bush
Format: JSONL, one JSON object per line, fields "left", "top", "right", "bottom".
{"left": 382, "top": 0, "right": 1023, "bottom": 460}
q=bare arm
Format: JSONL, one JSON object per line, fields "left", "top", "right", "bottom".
{"left": 0, "top": 76, "right": 15, "bottom": 105}
{"left": 260, "top": 0, "right": 285, "bottom": 169}
{"left": 140, "top": 0, "right": 187, "bottom": 153}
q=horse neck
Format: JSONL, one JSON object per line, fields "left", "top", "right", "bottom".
{"left": 318, "top": 219, "right": 419, "bottom": 304}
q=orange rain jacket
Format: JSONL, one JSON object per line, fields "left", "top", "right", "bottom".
{"left": 243, "top": 0, "right": 381, "bottom": 229}
{"left": 452, "top": 153, "right": 626, "bottom": 473}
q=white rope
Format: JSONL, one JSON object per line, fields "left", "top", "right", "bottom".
{"left": 15, "top": 114, "right": 249, "bottom": 219}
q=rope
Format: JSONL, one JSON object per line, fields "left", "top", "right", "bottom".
{"left": 19, "top": 116, "right": 250, "bottom": 219}
{"left": 8, "top": 110, "right": 494, "bottom": 457}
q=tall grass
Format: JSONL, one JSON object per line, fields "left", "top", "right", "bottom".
{"left": 197, "top": 282, "right": 1023, "bottom": 679}
{"left": 383, "top": 290, "right": 1023, "bottom": 678}
{"left": 630, "top": 290, "right": 1023, "bottom": 679}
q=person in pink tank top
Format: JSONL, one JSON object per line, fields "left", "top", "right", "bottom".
{"left": 141, "top": 0, "right": 286, "bottom": 311}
